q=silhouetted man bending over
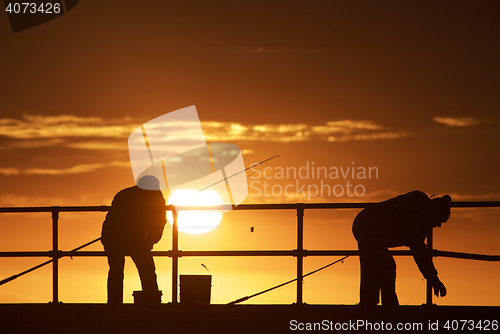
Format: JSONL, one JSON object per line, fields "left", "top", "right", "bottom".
{"left": 101, "top": 176, "right": 166, "bottom": 304}
{"left": 352, "top": 191, "right": 451, "bottom": 306}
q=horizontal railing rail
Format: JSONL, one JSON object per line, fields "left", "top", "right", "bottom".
{"left": 1, "top": 201, "right": 499, "bottom": 213}
{"left": 0, "top": 201, "right": 499, "bottom": 305}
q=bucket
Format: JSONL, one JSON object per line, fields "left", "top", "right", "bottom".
{"left": 180, "top": 275, "right": 211, "bottom": 305}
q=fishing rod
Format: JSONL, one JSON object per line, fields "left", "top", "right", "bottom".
{"left": 225, "top": 247, "right": 500, "bottom": 305}
{"left": 169, "top": 154, "right": 280, "bottom": 206}
{"left": 225, "top": 255, "right": 350, "bottom": 305}
{"left": 0, "top": 155, "right": 281, "bottom": 286}
{"left": 0, "top": 237, "right": 102, "bottom": 286}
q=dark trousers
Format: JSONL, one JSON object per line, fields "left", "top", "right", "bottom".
{"left": 357, "top": 242, "right": 399, "bottom": 306}
{"left": 106, "top": 249, "right": 159, "bottom": 304}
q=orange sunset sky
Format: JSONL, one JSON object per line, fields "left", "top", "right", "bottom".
{"left": 0, "top": 1, "right": 499, "bottom": 306}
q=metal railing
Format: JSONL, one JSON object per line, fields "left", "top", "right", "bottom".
{"left": 0, "top": 202, "right": 499, "bottom": 305}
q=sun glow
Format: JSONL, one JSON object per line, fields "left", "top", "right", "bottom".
{"left": 167, "top": 189, "right": 223, "bottom": 234}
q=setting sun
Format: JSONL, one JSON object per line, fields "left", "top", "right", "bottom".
{"left": 166, "top": 189, "right": 223, "bottom": 234}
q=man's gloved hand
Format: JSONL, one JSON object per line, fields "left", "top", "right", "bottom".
{"left": 429, "top": 277, "right": 447, "bottom": 297}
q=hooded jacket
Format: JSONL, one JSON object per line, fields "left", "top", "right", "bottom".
{"left": 352, "top": 191, "right": 445, "bottom": 279}
{"left": 101, "top": 186, "right": 166, "bottom": 252}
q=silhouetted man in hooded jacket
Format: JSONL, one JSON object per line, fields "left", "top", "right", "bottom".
{"left": 352, "top": 191, "right": 451, "bottom": 306}
{"left": 101, "top": 176, "right": 166, "bottom": 304}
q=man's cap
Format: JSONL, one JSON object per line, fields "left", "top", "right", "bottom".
{"left": 432, "top": 194, "right": 452, "bottom": 223}
{"left": 137, "top": 175, "right": 160, "bottom": 190}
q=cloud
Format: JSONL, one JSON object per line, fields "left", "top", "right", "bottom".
{"left": 244, "top": 187, "right": 403, "bottom": 204}
{"left": 202, "top": 120, "right": 405, "bottom": 143}
{"left": 0, "top": 193, "right": 113, "bottom": 207}
{"left": 444, "top": 192, "right": 500, "bottom": 201}
{"left": 0, "top": 114, "right": 138, "bottom": 139}
{"left": 0, "top": 114, "right": 407, "bottom": 152}
{"left": 226, "top": 46, "right": 326, "bottom": 57}
{"left": 0, "top": 161, "right": 130, "bottom": 176}
{"left": 6, "top": 138, "right": 64, "bottom": 148}
{"left": 64, "top": 141, "right": 128, "bottom": 150}
{"left": 327, "top": 132, "right": 408, "bottom": 142}
{"left": 22, "top": 114, "right": 103, "bottom": 124}
{"left": 433, "top": 117, "right": 480, "bottom": 127}
{"left": 202, "top": 122, "right": 310, "bottom": 142}
{"left": 244, "top": 188, "right": 500, "bottom": 205}
{"left": 311, "top": 120, "right": 382, "bottom": 135}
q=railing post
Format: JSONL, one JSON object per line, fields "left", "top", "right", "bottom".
{"left": 426, "top": 227, "right": 433, "bottom": 306}
{"left": 296, "top": 204, "right": 304, "bottom": 305}
{"left": 172, "top": 208, "right": 179, "bottom": 304}
{"left": 51, "top": 207, "right": 59, "bottom": 304}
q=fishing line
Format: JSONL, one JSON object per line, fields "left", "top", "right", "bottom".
{"left": 1, "top": 156, "right": 281, "bottom": 286}
{"left": 2, "top": 268, "right": 51, "bottom": 302}
{"left": 167, "top": 154, "right": 281, "bottom": 271}
{"left": 226, "top": 255, "right": 350, "bottom": 305}
{"left": 0, "top": 237, "right": 101, "bottom": 286}
{"left": 190, "top": 235, "right": 209, "bottom": 271}
{"left": 2, "top": 255, "right": 74, "bottom": 302}
{"left": 169, "top": 155, "right": 280, "bottom": 207}
{"left": 406, "top": 278, "right": 425, "bottom": 305}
